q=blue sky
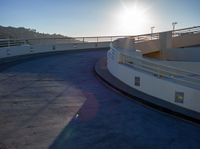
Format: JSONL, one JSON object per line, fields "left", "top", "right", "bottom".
{"left": 0, "top": 0, "right": 200, "bottom": 36}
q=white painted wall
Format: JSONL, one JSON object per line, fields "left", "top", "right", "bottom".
{"left": 173, "top": 33, "right": 200, "bottom": 48}
{"left": 162, "top": 47, "right": 200, "bottom": 61}
{"left": 107, "top": 48, "right": 200, "bottom": 113}
{"left": 0, "top": 42, "right": 110, "bottom": 59}
{"left": 126, "top": 32, "right": 200, "bottom": 55}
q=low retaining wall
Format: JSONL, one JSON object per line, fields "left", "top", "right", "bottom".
{"left": 107, "top": 47, "right": 200, "bottom": 120}
{"left": 0, "top": 42, "right": 110, "bottom": 59}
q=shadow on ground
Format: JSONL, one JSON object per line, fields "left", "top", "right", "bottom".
{"left": 0, "top": 49, "right": 200, "bottom": 149}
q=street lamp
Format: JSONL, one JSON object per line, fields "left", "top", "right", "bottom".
{"left": 151, "top": 26, "right": 155, "bottom": 39}
{"left": 172, "top": 22, "right": 178, "bottom": 31}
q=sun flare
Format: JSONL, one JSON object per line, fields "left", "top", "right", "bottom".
{"left": 115, "top": 2, "right": 150, "bottom": 35}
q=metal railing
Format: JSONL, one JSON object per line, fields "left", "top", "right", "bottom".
{"left": 0, "top": 25, "right": 199, "bottom": 49}
{"left": 173, "top": 26, "right": 200, "bottom": 37}
{"left": 111, "top": 44, "right": 200, "bottom": 89}
{"left": 110, "top": 26, "right": 200, "bottom": 89}
{"left": 1, "top": 35, "right": 152, "bottom": 48}
{"left": 0, "top": 36, "right": 129, "bottom": 48}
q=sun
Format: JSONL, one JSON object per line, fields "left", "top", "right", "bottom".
{"left": 115, "top": 2, "right": 150, "bottom": 35}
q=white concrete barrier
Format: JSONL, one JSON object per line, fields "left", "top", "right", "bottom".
{"left": 107, "top": 46, "right": 200, "bottom": 115}
{"left": 0, "top": 42, "right": 110, "bottom": 59}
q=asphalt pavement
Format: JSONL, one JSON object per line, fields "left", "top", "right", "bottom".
{"left": 0, "top": 49, "right": 200, "bottom": 149}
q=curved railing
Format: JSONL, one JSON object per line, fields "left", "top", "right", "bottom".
{"left": 111, "top": 43, "right": 200, "bottom": 90}
{"left": 0, "top": 37, "right": 111, "bottom": 48}
{"left": 1, "top": 26, "right": 200, "bottom": 48}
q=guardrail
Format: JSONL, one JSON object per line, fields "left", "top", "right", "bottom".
{"left": 1, "top": 26, "right": 199, "bottom": 48}
{"left": 111, "top": 44, "right": 200, "bottom": 90}
{"left": 0, "top": 36, "right": 128, "bottom": 48}
{"left": 173, "top": 26, "right": 200, "bottom": 37}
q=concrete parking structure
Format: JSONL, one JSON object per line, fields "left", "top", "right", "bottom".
{"left": 0, "top": 49, "right": 200, "bottom": 149}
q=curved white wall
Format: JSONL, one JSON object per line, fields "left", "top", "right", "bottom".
{"left": 0, "top": 42, "right": 110, "bottom": 59}
{"left": 107, "top": 48, "right": 200, "bottom": 114}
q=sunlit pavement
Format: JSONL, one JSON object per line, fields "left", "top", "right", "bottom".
{"left": 0, "top": 49, "right": 200, "bottom": 149}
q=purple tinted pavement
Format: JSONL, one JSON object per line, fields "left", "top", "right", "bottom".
{"left": 0, "top": 49, "right": 200, "bottom": 149}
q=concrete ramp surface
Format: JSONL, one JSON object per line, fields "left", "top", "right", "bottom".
{"left": 0, "top": 50, "right": 200, "bottom": 149}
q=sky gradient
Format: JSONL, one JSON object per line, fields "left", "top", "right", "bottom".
{"left": 1, "top": 0, "right": 200, "bottom": 37}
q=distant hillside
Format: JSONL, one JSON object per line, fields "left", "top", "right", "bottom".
{"left": 0, "top": 26, "right": 69, "bottom": 39}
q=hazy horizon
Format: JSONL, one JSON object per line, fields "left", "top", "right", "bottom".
{"left": 1, "top": 0, "right": 200, "bottom": 37}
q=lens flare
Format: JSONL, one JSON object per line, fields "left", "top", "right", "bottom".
{"left": 115, "top": 1, "right": 151, "bottom": 35}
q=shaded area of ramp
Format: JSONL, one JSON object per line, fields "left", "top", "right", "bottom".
{"left": 0, "top": 49, "right": 199, "bottom": 149}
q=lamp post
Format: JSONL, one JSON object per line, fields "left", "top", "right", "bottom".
{"left": 172, "top": 22, "right": 178, "bottom": 37}
{"left": 151, "top": 26, "right": 155, "bottom": 39}
{"left": 172, "top": 22, "right": 178, "bottom": 31}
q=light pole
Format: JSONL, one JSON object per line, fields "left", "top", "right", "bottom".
{"left": 151, "top": 26, "right": 155, "bottom": 39}
{"left": 172, "top": 22, "right": 178, "bottom": 31}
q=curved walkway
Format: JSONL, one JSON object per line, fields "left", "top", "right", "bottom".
{"left": 0, "top": 49, "right": 200, "bottom": 149}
